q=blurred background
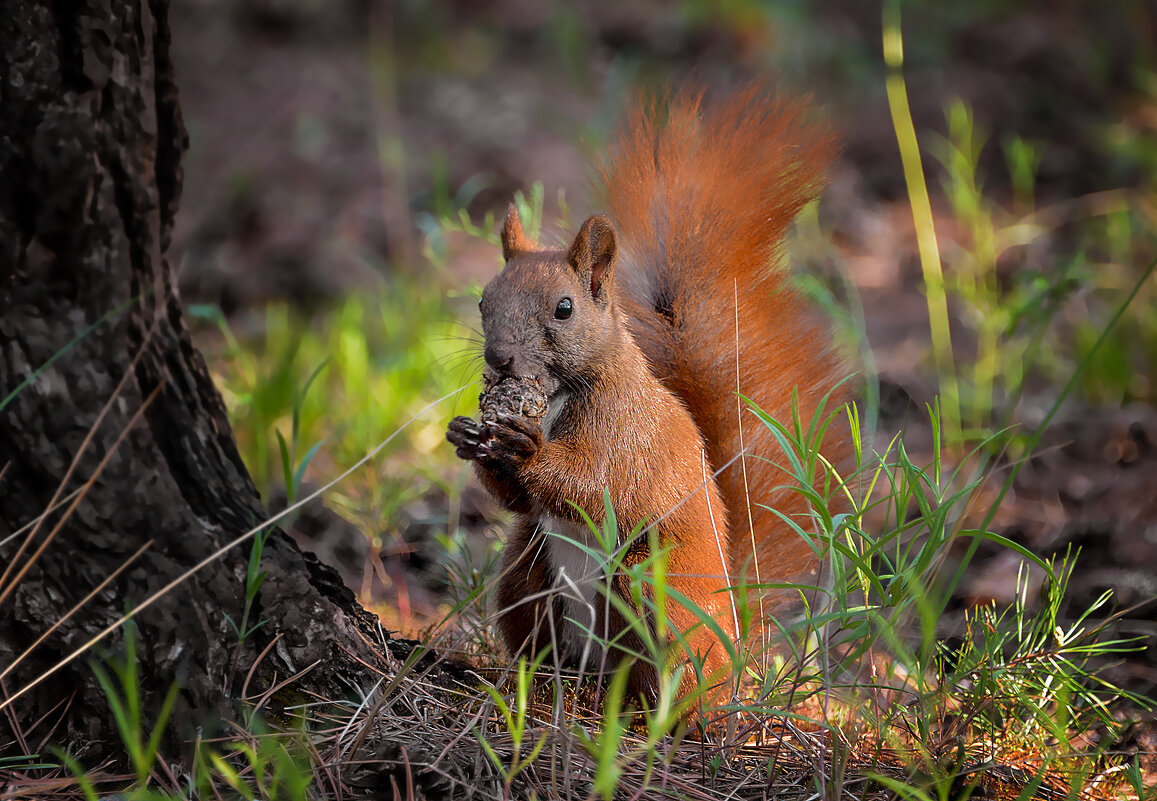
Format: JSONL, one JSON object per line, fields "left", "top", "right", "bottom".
{"left": 168, "top": 0, "right": 1157, "bottom": 709}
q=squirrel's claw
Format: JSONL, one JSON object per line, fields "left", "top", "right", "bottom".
{"left": 447, "top": 415, "right": 490, "bottom": 461}
{"left": 446, "top": 415, "right": 475, "bottom": 441}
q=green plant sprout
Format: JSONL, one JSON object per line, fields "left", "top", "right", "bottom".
{"left": 88, "top": 622, "right": 180, "bottom": 789}
{"left": 224, "top": 525, "right": 272, "bottom": 647}
{"left": 205, "top": 735, "right": 312, "bottom": 801}
{"left": 477, "top": 651, "right": 552, "bottom": 797}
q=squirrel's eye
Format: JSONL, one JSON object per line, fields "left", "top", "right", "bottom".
{"left": 554, "top": 297, "right": 573, "bottom": 320}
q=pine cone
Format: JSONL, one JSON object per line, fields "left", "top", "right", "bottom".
{"left": 479, "top": 374, "right": 548, "bottom": 425}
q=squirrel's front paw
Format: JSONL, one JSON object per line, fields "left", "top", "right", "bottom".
{"left": 446, "top": 414, "right": 543, "bottom": 466}
{"left": 447, "top": 416, "right": 489, "bottom": 461}
{"left": 485, "top": 413, "right": 544, "bottom": 464}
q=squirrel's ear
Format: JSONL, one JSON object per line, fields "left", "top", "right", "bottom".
{"left": 566, "top": 214, "right": 618, "bottom": 301}
{"left": 501, "top": 205, "right": 531, "bottom": 262}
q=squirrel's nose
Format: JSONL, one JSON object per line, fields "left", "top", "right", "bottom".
{"left": 484, "top": 344, "right": 515, "bottom": 374}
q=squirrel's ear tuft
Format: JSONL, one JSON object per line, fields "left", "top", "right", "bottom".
{"left": 567, "top": 214, "right": 618, "bottom": 301}
{"left": 501, "top": 205, "right": 531, "bottom": 262}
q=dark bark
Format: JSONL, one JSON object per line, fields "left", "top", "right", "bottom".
{"left": 0, "top": 0, "right": 427, "bottom": 761}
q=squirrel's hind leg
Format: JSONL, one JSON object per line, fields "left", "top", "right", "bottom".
{"left": 495, "top": 519, "right": 555, "bottom": 658}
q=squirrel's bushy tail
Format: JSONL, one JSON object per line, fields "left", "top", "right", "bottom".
{"left": 598, "top": 84, "right": 851, "bottom": 610}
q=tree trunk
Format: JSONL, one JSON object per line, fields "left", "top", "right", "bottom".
{"left": 0, "top": 0, "right": 422, "bottom": 761}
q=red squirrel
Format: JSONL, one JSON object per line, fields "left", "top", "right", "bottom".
{"left": 447, "top": 85, "right": 851, "bottom": 706}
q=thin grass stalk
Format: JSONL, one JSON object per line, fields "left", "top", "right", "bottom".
{"left": 882, "top": 1, "right": 960, "bottom": 445}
